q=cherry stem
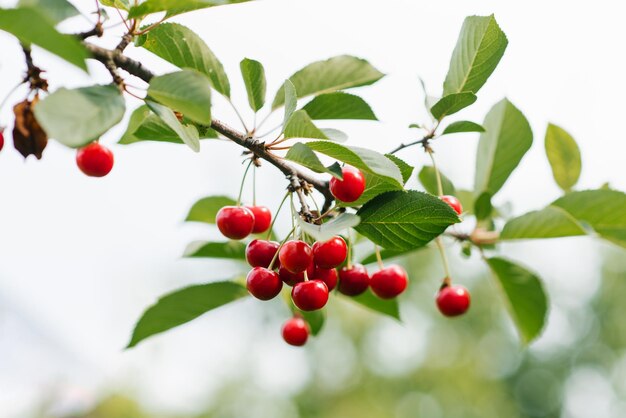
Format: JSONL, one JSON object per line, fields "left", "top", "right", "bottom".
{"left": 252, "top": 164, "right": 257, "bottom": 206}
{"left": 236, "top": 159, "right": 254, "bottom": 206}
{"left": 268, "top": 225, "right": 296, "bottom": 271}
{"left": 266, "top": 191, "right": 290, "bottom": 240}
{"left": 303, "top": 269, "right": 309, "bottom": 282}
{"left": 374, "top": 245, "right": 384, "bottom": 270}
{"left": 0, "top": 81, "right": 25, "bottom": 114}
{"left": 227, "top": 98, "right": 249, "bottom": 133}
{"left": 346, "top": 229, "right": 353, "bottom": 270}
{"left": 427, "top": 148, "right": 452, "bottom": 284}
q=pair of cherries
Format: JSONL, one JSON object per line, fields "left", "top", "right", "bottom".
{"left": 216, "top": 205, "right": 272, "bottom": 240}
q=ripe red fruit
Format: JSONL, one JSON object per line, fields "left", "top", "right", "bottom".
{"left": 279, "top": 262, "right": 314, "bottom": 286}
{"left": 338, "top": 264, "right": 370, "bottom": 296}
{"left": 246, "top": 239, "right": 280, "bottom": 268}
{"left": 282, "top": 317, "right": 309, "bottom": 346}
{"left": 76, "top": 142, "right": 114, "bottom": 177}
{"left": 311, "top": 266, "right": 338, "bottom": 291}
{"left": 312, "top": 236, "right": 347, "bottom": 269}
{"left": 246, "top": 205, "right": 272, "bottom": 233}
{"left": 279, "top": 240, "right": 313, "bottom": 273}
{"left": 216, "top": 206, "right": 255, "bottom": 240}
{"left": 291, "top": 280, "right": 329, "bottom": 311}
{"left": 370, "top": 265, "right": 408, "bottom": 299}
{"left": 436, "top": 285, "right": 471, "bottom": 317}
{"left": 440, "top": 195, "right": 463, "bottom": 215}
{"left": 0, "top": 129, "right": 4, "bottom": 152}
{"left": 329, "top": 166, "right": 366, "bottom": 202}
{"left": 246, "top": 267, "right": 282, "bottom": 300}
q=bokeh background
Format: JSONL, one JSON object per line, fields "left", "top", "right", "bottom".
{"left": 1, "top": 0, "right": 625, "bottom": 417}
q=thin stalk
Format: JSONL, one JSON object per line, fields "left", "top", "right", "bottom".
{"left": 374, "top": 245, "right": 384, "bottom": 270}
{"left": 346, "top": 229, "right": 353, "bottom": 269}
{"left": 266, "top": 191, "right": 290, "bottom": 240}
{"left": 427, "top": 148, "right": 452, "bottom": 284}
{"left": 252, "top": 165, "right": 257, "bottom": 206}
{"left": 268, "top": 225, "right": 297, "bottom": 270}
{"left": 0, "top": 82, "right": 25, "bottom": 114}
{"left": 227, "top": 98, "right": 249, "bottom": 133}
{"left": 236, "top": 159, "right": 254, "bottom": 206}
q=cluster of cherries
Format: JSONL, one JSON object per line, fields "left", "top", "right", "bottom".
{"left": 216, "top": 165, "right": 470, "bottom": 346}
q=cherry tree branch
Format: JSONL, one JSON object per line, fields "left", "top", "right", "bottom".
{"left": 84, "top": 43, "right": 333, "bottom": 214}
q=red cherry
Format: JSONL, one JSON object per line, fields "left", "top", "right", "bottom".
{"left": 246, "top": 239, "right": 280, "bottom": 268}
{"left": 246, "top": 205, "right": 272, "bottom": 233}
{"left": 279, "top": 262, "right": 314, "bottom": 286}
{"left": 311, "top": 266, "right": 338, "bottom": 291}
{"left": 279, "top": 240, "right": 313, "bottom": 273}
{"left": 0, "top": 129, "right": 4, "bottom": 152}
{"left": 338, "top": 264, "right": 370, "bottom": 296}
{"left": 246, "top": 267, "right": 282, "bottom": 300}
{"left": 329, "top": 166, "right": 366, "bottom": 202}
{"left": 291, "top": 280, "right": 329, "bottom": 311}
{"left": 370, "top": 265, "right": 408, "bottom": 299}
{"left": 440, "top": 195, "right": 463, "bottom": 215}
{"left": 436, "top": 285, "right": 470, "bottom": 317}
{"left": 216, "top": 206, "right": 255, "bottom": 240}
{"left": 76, "top": 142, "right": 114, "bottom": 177}
{"left": 312, "top": 236, "right": 347, "bottom": 269}
{"left": 282, "top": 317, "right": 309, "bottom": 346}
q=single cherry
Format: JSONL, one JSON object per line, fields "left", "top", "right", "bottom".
{"left": 436, "top": 285, "right": 471, "bottom": 317}
{"left": 246, "top": 205, "right": 272, "bottom": 234}
{"left": 279, "top": 240, "right": 313, "bottom": 273}
{"left": 311, "top": 266, "right": 338, "bottom": 291}
{"left": 246, "top": 267, "right": 282, "bottom": 300}
{"left": 0, "top": 129, "right": 4, "bottom": 152}
{"left": 279, "top": 262, "right": 314, "bottom": 286}
{"left": 338, "top": 264, "right": 370, "bottom": 296}
{"left": 329, "top": 166, "right": 366, "bottom": 202}
{"left": 440, "top": 195, "right": 463, "bottom": 215}
{"left": 282, "top": 317, "right": 309, "bottom": 346}
{"left": 291, "top": 280, "right": 329, "bottom": 311}
{"left": 312, "top": 236, "right": 347, "bottom": 269}
{"left": 370, "top": 265, "right": 408, "bottom": 299}
{"left": 246, "top": 239, "right": 280, "bottom": 268}
{"left": 76, "top": 142, "right": 114, "bottom": 177}
{"left": 216, "top": 206, "right": 255, "bottom": 240}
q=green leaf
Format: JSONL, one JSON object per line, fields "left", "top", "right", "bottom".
{"left": 284, "top": 142, "right": 343, "bottom": 179}
{"left": 486, "top": 257, "right": 548, "bottom": 344}
{"left": 34, "top": 85, "right": 125, "bottom": 148}
{"left": 501, "top": 206, "right": 586, "bottom": 240}
{"left": 0, "top": 8, "right": 88, "bottom": 71}
{"left": 430, "top": 92, "right": 477, "bottom": 120}
{"left": 119, "top": 105, "right": 151, "bottom": 144}
{"left": 442, "top": 120, "right": 485, "bottom": 135}
{"left": 319, "top": 128, "right": 348, "bottom": 142}
{"left": 474, "top": 98, "right": 533, "bottom": 196}
{"left": 283, "top": 110, "right": 328, "bottom": 140}
{"left": 545, "top": 123, "right": 581, "bottom": 192}
{"left": 272, "top": 55, "right": 384, "bottom": 109}
{"left": 148, "top": 70, "right": 212, "bottom": 125}
{"left": 298, "top": 213, "right": 360, "bottom": 242}
{"left": 185, "top": 196, "right": 236, "bottom": 223}
{"left": 18, "top": 0, "right": 79, "bottom": 24}
{"left": 474, "top": 192, "right": 493, "bottom": 221}
{"left": 344, "top": 289, "right": 400, "bottom": 320}
{"left": 336, "top": 155, "right": 413, "bottom": 208}
{"left": 240, "top": 58, "right": 266, "bottom": 111}
{"left": 183, "top": 241, "right": 246, "bottom": 260}
{"left": 127, "top": 281, "right": 249, "bottom": 348}
{"left": 418, "top": 166, "right": 456, "bottom": 195}
{"left": 552, "top": 189, "right": 626, "bottom": 248}
{"left": 128, "top": 114, "right": 217, "bottom": 144}
{"left": 145, "top": 100, "right": 200, "bottom": 152}
{"left": 99, "top": 0, "right": 130, "bottom": 10}
{"left": 302, "top": 92, "right": 377, "bottom": 120}
{"left": 355, "top": 190, "right": 460, "bottom": 251}
{"left": 443, "top": 14, "right": 508, "bottom": 96}
{"left": 282, "top": 79, "right": 297, "bottom": 130}
{"left": 136, "top": 23, "right": 230, "bottom": 97}
{"left": 306, "top": 141, "right": 403, "bottom": 185}
{"left": 128, "top": 0, "right": 252, "bottom": 18}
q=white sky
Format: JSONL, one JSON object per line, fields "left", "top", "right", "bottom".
{"left": 0, "top": 0, "right": 625, "bottom": 416}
